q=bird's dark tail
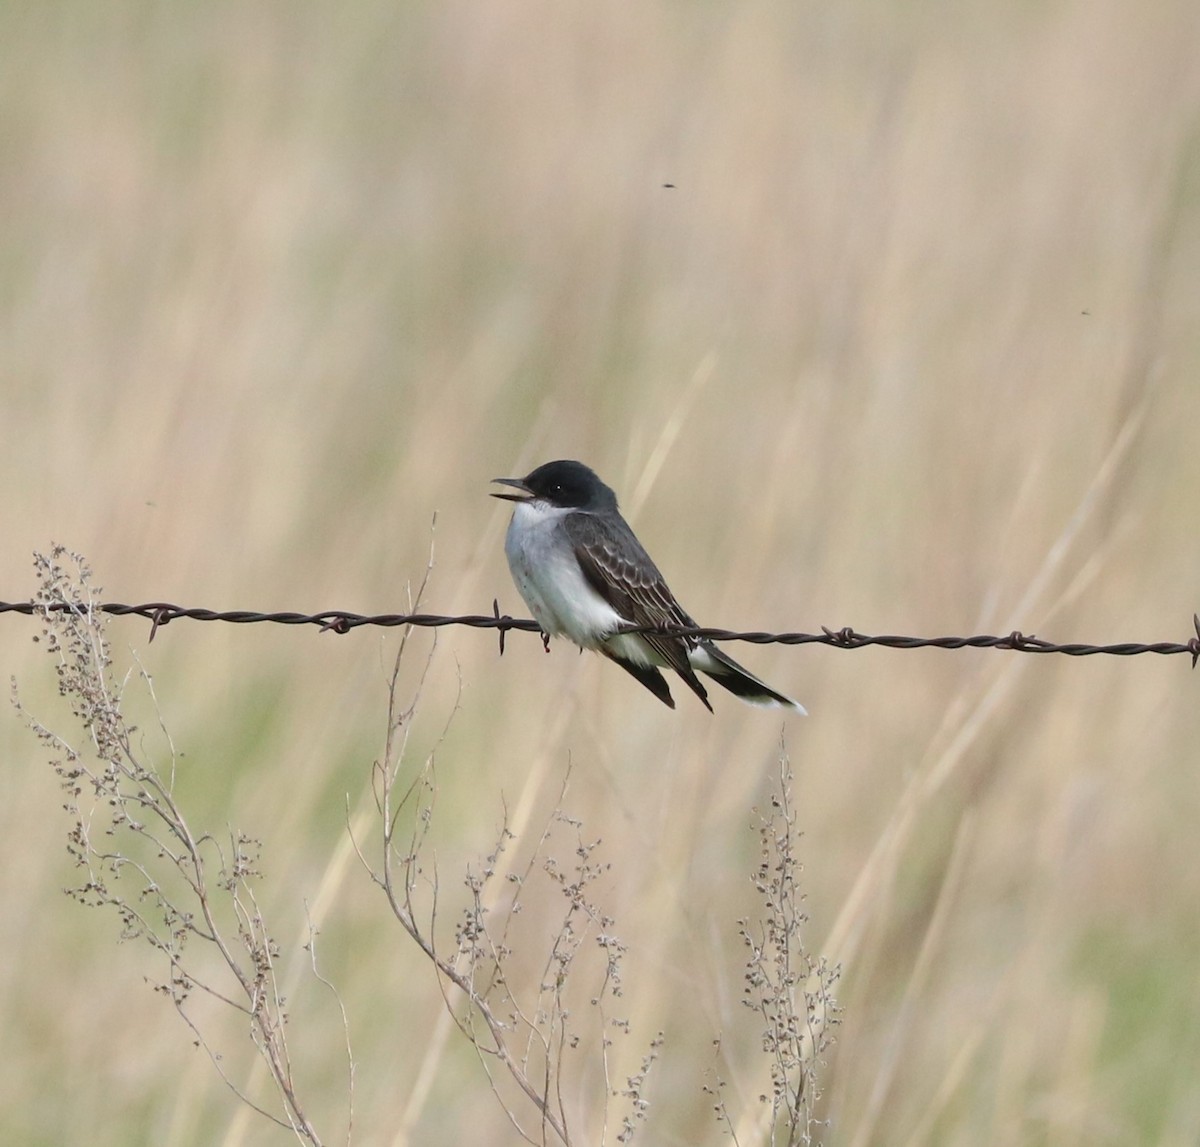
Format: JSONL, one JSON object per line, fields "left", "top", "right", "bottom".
{"left": 602, "top": 651, "right": 683, "bottom": 710}
{"left": 696, "top": 644, "right": 806, "bottom": 713}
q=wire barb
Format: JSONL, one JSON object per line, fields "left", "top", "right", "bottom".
{"left": 492, "top": 598, "right": 507, "bottom": 656}
{"left": 3, "top": 598, "right": 1199, "bottom": 665}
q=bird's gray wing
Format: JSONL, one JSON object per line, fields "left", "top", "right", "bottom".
{"left": 563, "top": 511, "right": 708, "bottom": 702}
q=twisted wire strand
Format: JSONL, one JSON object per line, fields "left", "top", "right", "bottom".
{"left": 4, "top": 599, "right": 1198, "bottom": 666}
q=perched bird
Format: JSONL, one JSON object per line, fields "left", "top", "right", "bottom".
{"left": 492, "top": 460, "right": 804, "bottom": 713}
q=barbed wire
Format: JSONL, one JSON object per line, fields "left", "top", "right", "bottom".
{"left": 4, "top": 598, "right": 1199, "bottom": 667}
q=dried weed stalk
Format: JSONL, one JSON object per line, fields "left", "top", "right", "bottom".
{"left": 743, "top": 754, "right": 840, "bottom": 1144}
{"left": 358, "top": 625, "right": 660, "bottom": 1145}
{"left": 709, "top": 751, "right": 840, "bottom": 1146}
{"left": 13, "top": 547, "right": 330, "bottom": 1144}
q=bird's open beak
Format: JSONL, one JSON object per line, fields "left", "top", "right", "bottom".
{"left": 490, "top": 476, "right": 532, "bottom": 502}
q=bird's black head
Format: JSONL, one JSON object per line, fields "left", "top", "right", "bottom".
{"left": 491, "top": 460, "right": 618, "bottom": 511}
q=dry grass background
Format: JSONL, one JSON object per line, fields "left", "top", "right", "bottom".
{"left": 3, "top": 2, "right": 1200, "bottom": 1144}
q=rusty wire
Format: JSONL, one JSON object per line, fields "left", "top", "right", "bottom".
{"left": 3, "top": 598, "right": 1199, "bottom": 667}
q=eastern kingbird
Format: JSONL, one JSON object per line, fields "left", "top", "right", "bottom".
{"left": 492, "top": 460, "right": 804, "bottom": 713}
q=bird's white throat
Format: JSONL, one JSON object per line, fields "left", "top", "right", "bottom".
{"left": 503, "top": 501, "right": 627, "bottom": 648}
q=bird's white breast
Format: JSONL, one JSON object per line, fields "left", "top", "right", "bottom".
{"left": 504, "top": 500, "right": 627, "bottom": 648}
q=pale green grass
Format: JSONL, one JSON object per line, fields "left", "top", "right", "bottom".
{"left": 3, "top": 2, "right": 1200, "bottom": 1144}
